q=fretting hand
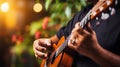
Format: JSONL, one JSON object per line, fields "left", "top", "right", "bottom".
{"left": 68, "top": 22, "right": 100, "bottom": 57}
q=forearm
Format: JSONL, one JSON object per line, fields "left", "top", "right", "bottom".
{"left": 89, "top": 45, "right": 120, "bottom": 67}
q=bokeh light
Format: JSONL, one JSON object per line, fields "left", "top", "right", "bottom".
{"left": 33, "top": 3, "right": 42, "bottom": 13}
{"left": 1, "top": 2, "right": 9, "bottom": 12}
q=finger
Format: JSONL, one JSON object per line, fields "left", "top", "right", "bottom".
{"left": 33, "top": 40, "right": 47, "bottom": 57}
{"left": 35, "top": 54, "right": 39, "bottom": 58}
{"left": 44, "top": 39, "right": 52, "bottom": 46}
{"left": 68, "top": 39, "right": 77, "bottom": 50}
{"left": 69, "top": 39, "right": 76, "bottom": 45}
{"left": 72, "top": 27, "right": 83, "bottom": 35}
{"left": 71, "top": 22, "right": 80, "bottom": 33}
{"left": 37, "top": 39, "right": 51, "bottom": 48}
{"left": 34, "top": 40, "right": 46, "bottom": 52}
{"left": 75, "top": 23, "right": 87, "bottom": 35}
{"left": 75, "top": 22, "right": 94, "bottom": 35}
{"left": 68, "top": 33, "right": 79, "bottom": 45}
{"left": 75, "top": 22, "right": 81, "bottom": 28}
{"left": 68, "top": 35, "right": 75, "bottom": 45}
{"left": 33, "top": 47, "right": 40, "bottom": 58}
{"left": 85, "top": 23, "right": 93, "bottom": 34}
{"left": 69, "top": 33, "right": 78, "bottom": 43}
{"left": 35, "top": 46, "right": 47, "bottom": 52}
{"left": 36, "top": 50, "right": 47, "bottom": 59}
{"left": 75, "top": 23, "right": 83, "bottom": 31}
{"left": 33, "top": 40, "right": 39, "bottom": 52}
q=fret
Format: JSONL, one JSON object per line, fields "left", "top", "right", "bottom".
{"left": 80, "top": 10, "right": 92, "bottom": 28}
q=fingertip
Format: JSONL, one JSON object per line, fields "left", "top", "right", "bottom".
{"left": 41, "top": 54, "right": 47, "bottom": 59}
{"left": 75, "top": 22, "right": 80, "bottom": 28}
{"left": 35, "top": 54, "right": 39, "bottom": 59}
{"left": 86, "top": 23, "right": 93, "bottom": 33}
{"left": 88, "top": 23, "right": 91, "bottom": 28}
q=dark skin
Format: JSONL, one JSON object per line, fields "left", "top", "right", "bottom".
{"left": 33, "top": 0, "right": 120, "bottom": 66}
{"left": 68, "top": 22, "right": 120, "bottom": 67}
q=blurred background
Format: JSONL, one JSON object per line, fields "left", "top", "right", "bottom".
{"left": 0, "top": 0, "right": 87, "bottom": 67}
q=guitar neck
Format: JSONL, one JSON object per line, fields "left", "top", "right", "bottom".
{"left": 55, "top": 10, "right": 92, "bottom": 57}
{"left": 54, "top": 0, "right": 113, "bottom": 58}
{"left": 80, "top": 0, "right": 113, "bottom": 28}
{"left": 79, "top": 10, "right": 92, "bottom": 28}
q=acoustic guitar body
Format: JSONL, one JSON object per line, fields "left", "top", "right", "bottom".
{"left": 40, "top": 36, "right": 74, "bottom": 67}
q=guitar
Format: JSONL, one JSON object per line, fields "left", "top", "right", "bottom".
{"left": 40, "top": 0, "right": 113, "bottom": 67}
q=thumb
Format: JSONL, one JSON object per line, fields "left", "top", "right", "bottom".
{"left": 45, "top": 39, "right": 52, "bottom": 46}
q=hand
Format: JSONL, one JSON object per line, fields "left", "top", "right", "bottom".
{"left": 33, "top": 38, "right": 52, "bottom": 59}
{"left": 68, "top": 22, "right": 99, "bottom": 57}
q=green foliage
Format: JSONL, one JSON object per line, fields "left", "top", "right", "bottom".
{"left": 30, "top": 21, "right": 42, "bottom": 36}
{"left": 45, "top": 0, "right": 52, "bottom": 10}
{"left": 44, "top": 0, "right": 87, "bottom": 26}
{"left": 30, "top": 0, "right": 87, "bottom": 39}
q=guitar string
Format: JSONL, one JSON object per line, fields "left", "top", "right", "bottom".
{"left": 80, "top": 0, "right": 112, "bottom": 28}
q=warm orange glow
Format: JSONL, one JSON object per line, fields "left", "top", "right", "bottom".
{"left": 1, "top": 2, "right": 9, "bottom": 12}
{"left": 33, "top": 3, "right": 42, "bottom": 13}
{"left": 5, "top": 11, "right": 16, "bottom": 30}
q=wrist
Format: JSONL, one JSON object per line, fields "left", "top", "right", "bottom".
{"left": 87, "top": 44, "right": 103, "bottom": 59}
{"left": 81, "top": 43, "right": 102, "bottom": 58}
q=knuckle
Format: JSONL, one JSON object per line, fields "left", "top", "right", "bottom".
{"left": 40, "top": 47, "right": 46, "bottom": 52}
{"left": 38, "top": 53, "right": 46, "bottom": 59}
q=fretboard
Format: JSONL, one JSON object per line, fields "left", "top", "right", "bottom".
{"left": 54, "top": 10, "right": 92, "bottom": 57}
{"left": 54, "top": 0, "right": 113, "bottom": 58}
